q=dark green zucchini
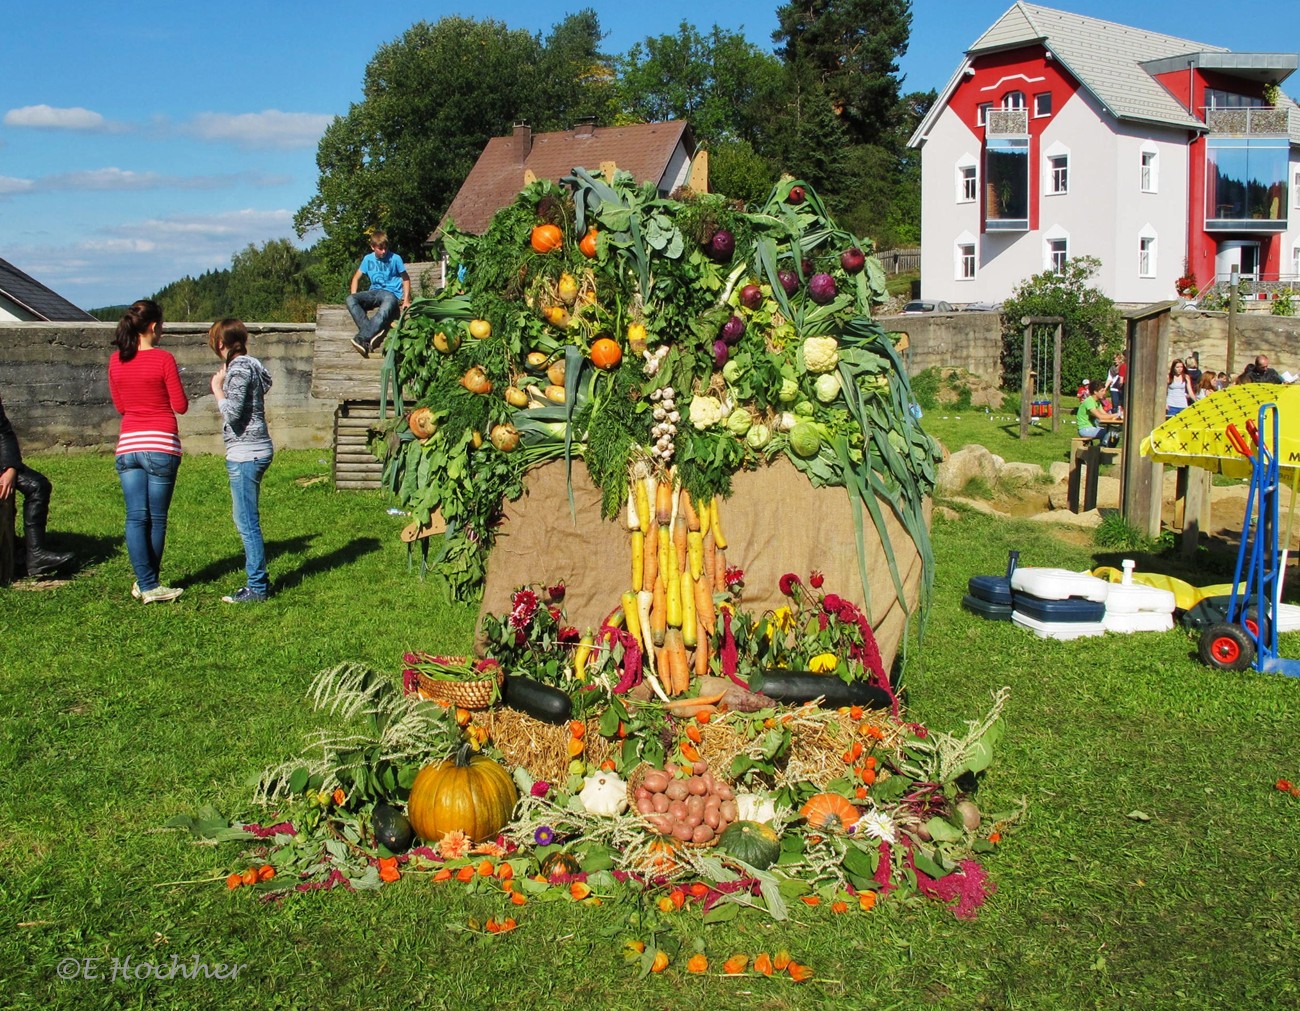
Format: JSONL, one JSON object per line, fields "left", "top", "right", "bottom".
{"left": 501, "top": 674, "right": 572, "bottom": 724}
{"left": 751, "top": 670, "right": 891, "bottom": 710}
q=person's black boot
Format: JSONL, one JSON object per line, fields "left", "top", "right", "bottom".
{"left": 17, "top": 468, "right": 73, "bottom": 576}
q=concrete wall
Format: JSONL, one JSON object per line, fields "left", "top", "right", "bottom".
{"left": 0, "top": 321, "right": 334, "bottom": 455}
{"left": 1165, "top": 308, "right": 1300, "bottom": 379}
{"left": 877, "top": 310, "right": 1005, "bottom": 379}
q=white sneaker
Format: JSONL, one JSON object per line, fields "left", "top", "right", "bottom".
{"left": 131, "top": 582, "right": 141, "bottom": 599}
{"left": 140, "top": 585, "right": 184, "bottom": 604}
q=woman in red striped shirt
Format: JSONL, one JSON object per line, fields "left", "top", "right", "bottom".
{"left": 108, "top": 299, "right": 189, "bottom": 603}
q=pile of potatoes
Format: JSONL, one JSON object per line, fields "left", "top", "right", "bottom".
{"left": 633, "top": 762, "right": 738, "bottom": 845}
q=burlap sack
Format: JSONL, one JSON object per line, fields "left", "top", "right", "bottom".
{"left": 475, "top": 457, "right": 929, "bottom": 673}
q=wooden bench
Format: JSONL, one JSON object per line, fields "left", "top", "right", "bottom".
{"left": 0, "top": 493, "right": 15, "bottom": 586}
{"left": 1067, "top": 436, "right": 1122, "bottom": 513}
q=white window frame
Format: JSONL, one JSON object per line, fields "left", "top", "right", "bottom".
{"left": 958, "top": 163, "right": 977, "bottom": 203}
{"left": 1003, "top": 91, "right": 1026, "bottom": 110}
{"left": 958, "top": 242, "right": 976, "bottom": 279}
{"left": 1033, "top": 92, "right": 1052, "bottom": 118}
{"left": 1046, "top": 236, "right": 1069, "bottom": 274}
{"left": 1292, "top": 244, "right": 1300, "bottom": 278}
{"left": 1140, "top": 149, "right": 1159, "bottom": 193}
{"left": 977, "top": 102, "right": 993, "bottom": 126}
{"left": 1048, "top": 154, "right": 1069, "bottom": 195}
{"left": 1294, "top": 171, "right": 1300, "bottom": 209}
{"left": 1139, "top": 234, "right": 1156, "bottom": 278}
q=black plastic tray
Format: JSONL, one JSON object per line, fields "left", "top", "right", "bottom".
{"left": 968, "top": 575, "right": 1013, "bottom": 606}
{"left": 962, "top": 593, "right": 1014, "bottom": 621}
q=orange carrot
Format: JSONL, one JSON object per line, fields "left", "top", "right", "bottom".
{"left": 643, "top": 519, "right": 659, "bottom": 591}
{"left": 695, "top": 571, "right": 715, "bottom": 635}
{"left": 664, "top": 628, "right": 690, "bottom": 694}
{"left": 655, "top": 481, "right": 673, "bottom": 525}
{"left": 702, "top": 528, "right": 717, "bottom": 592}
{"left": 679, "top": 489, "right": 700, "bottom": 531}
{"left": 713, "top": 548, "right": 727, "bottom": 592}
{"left": 694, "top": 619, "right": 710, "bottom": 678}
{"left": 674, "top": 519, "right": 688, "bottom": 573}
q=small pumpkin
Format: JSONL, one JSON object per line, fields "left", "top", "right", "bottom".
{"left": 578, "top": 771, "right": 628, "bottom": 817}
{"left": 579, "top": 228, "right": 598, "bottom": 258}
{"left": 407, "top": 406, "right": 437, "bottom": 441}
{"left": 372, "top": 802, "right": 414, "bottom": 853}
{"left": 407, "top": 744, "right": 519, "bottom": 843}
{"left": 530, "top": 223, "right": 563, "bottom": 254}
{"left": 539, "top": 850, "right": 582, "bottom": 880}
{"left": 717, "top": 820, "right": 781, "bottom": 869}
{"left": 800, "top": 792, "right": 859, "bottom": 834}
{"left": 590, "top": 337, "right": 622, "bottom": 370}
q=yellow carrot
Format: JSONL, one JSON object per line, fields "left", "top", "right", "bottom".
{"left": 687, "top": 531, "right": 704, "bottom": 582}
{"left": 710, "top": 498, "right": 728, "bottom": 550}
{"left": 680, "top": 566, "right": 697, "bottom": 648}
{"left": 698, "top": 497, "right": 711, "bottom": 538}
{"left": 666, "top": 566, "right": 682, "bottom": 629}
{"left": 573, "top": 631, "right": 594, "bottom": 682}
{"left": 622, "top": 591, "right": 642, "bottom": 649}
{"left": 631, "top": 529, "right": 644, "bottom": 592}
{"left": 651, "top": 574, "right": 667, "bottom": 647}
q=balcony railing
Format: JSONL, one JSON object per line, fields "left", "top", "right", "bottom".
{"left": 1205, "top": 106, "right": 1293, "bottom": 136}
{"left": 985, "top": 108, "right": 1028, "bottom": 136}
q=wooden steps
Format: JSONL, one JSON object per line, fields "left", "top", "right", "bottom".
{"left": 333, "top": 401, "right": 385, "bottom": 490}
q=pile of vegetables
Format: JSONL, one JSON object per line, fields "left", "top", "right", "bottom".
{"left": 377, "top": 171, "right": 940, "bottom": 622}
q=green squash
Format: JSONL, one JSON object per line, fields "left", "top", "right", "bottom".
{"left": 717, "top": 820, "right": 782, "bottom": 869}
{"left": 372, "top": 802, "right": 414, "bottom": 854}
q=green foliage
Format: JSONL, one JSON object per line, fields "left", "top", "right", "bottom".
{"left": 1094, "top": 511, "right": 1159, "bottom": 552}
{"left": 151, "top": 239, "right": 327, "bottom": 323}
{"left": 1271, "top": 290, "right": 1296, "bottom": 316}
{"left": 1000, "top": 256, "right": 1123, "bottom": 392}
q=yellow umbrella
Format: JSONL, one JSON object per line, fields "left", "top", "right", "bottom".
{"left": 1140, "top": 383, "right": 1300, "bottom": 478}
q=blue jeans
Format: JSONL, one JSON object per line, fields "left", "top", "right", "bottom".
{"left": 1078, "top": 426, "right": 1103, "bottom": 439}
{"left": 346, "top": 289, "right": 400, "bottom": 346}
{"left": 227, "top": 456, "right": 272, "bottom": 595}
{"left": 115, "top": 451, "right": 181, "bottom": 591}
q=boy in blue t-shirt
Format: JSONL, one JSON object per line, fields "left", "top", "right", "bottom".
{"left": 346, "top": 231, "right": 411, "bottom": 357}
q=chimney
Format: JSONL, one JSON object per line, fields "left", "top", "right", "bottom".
{"left": 513, "top": 122, "right": 532, "bottom": 161}
{"left": 573, "top": 116, "right": 596, "bottom": 139}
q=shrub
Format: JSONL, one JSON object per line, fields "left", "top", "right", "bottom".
{"left": 1000, "top": 256, "right": 1123, "bottom": 394}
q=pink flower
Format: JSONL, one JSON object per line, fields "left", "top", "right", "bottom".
{"left": 822, "top": 593, "right": 843, "bottom": 613}
{"left": 508, "top": 589, "right": 540, "bottom": 631}
{"left": 530, "top": 781, "right": 552, "bottom": 797}
{"left": 724, "top": 565, "right": 745, "bottom": 587}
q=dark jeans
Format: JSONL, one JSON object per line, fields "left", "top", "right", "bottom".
{"left": 115, "top": 451, "right": 181, "bottom": 591}
{"left": 346, "top": 289, "right": 400, "bottom": 346}
{"left": 226, "top": 455, "right": 272, "bottom": 595}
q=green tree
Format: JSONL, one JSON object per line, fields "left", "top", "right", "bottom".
{"left": 616, "top": 24, "right": 783, "bottom": 148}
{"left": 708, "top": 139, "right": 777, "bottom": 204}
{"left": 772, "top": 0, "right": 912, "bottom": 147}
{"left": 1000, "top": 256, "right": 1124, "bottom": 392}
{"left": 228, "top": 239, "right": 316, "bottom": 322}
{"left": 295, "top": 13, "right": 611, "bottom": 281}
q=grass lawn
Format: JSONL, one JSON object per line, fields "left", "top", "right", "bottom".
{"left": 3, "top": 446, "right": 1299, "bottom": 1009}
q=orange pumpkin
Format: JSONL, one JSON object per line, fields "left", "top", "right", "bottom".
{"left": 407, "top": 406, "right": 437, "bottom": 441}
{"left": 799, "top": 792, "right": 859, "bottom": 834}
{"left": 590, "top": 337, "right": 622, "bottom": 370}
{"left": 530, "top": 223, "right": 563, "bottom": 254}
{"left": 407, "top": 744, "right": 519, "bottom": 843}
{"left": 579, "top": 228, "right": 598, "bottom": 258}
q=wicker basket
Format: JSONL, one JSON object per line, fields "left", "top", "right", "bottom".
{"left": 410, "top": 654, "right": 504, "bottom": 710}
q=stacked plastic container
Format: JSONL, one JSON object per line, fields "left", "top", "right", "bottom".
{"left": 1101, "top": 560, "right": 1175, "bottom": 633}
{"left": 1010, "top": 567, "right": 1109, "bottom": 640}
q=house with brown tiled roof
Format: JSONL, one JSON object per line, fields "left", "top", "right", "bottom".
{"left": 0, "top": 257, "right": 96, "bottom": 322}
{"left": 431, "top": 120, "right": 703, "bottom": 240}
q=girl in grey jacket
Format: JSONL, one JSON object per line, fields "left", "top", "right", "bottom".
{"left": 208, "top": 319, "right": 273, "bottom": 602}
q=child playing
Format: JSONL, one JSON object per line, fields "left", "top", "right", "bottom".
{"left": 347, "top": 231, "right": 410, "bottom": 357}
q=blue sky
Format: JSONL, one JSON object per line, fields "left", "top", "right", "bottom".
{"left": 3, "top": 1, "right": 1293, "bottom": 310}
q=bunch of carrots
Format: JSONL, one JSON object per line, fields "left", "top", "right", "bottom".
{"left": 621, "top": 470, "right": 727, "bottom": 698}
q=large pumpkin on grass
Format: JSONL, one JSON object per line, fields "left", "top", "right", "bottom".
{"left": 717, "top": 820, "right": 782, "bottom": 869}
{"left": 407, "top": 744, "right": 518, "bottom": 843}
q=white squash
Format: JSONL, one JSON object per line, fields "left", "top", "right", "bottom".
{"left": 578, "top": 772, "right": 628, "bottom": 817}
{"left": 735, "top": 792, "right": 779, "bottom": 825}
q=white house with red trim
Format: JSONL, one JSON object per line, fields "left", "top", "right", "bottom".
{"left": 907, "top": 3, "right": 1300, "bottom": 305}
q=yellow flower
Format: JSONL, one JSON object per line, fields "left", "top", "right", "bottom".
{"left": 809, "top": 652, "right": 839, "bottom": 673}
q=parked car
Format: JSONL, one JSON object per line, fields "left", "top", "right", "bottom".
{"left": 962, "top": 301, "right": 1003, "bottom": 312}
{"left": 900, "top": 299, "right": 954, "bottom": 314}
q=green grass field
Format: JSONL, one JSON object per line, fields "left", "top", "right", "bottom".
{"left": 2, "top": 446, "right": 1298, "bottom": 1010}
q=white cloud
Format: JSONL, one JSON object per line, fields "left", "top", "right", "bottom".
{"left": 186, "top": 110, "right": 332, "bottom": 150}
{"left": 0, "top": 175, "right": 34, "bottom": 194}
{"left": 0, "top": 168, "right": 290, "bottom": 196}
{"left": 4, "top": 104, "right": 121, "bottom": 131}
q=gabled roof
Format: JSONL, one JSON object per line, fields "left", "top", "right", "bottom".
{"left": 910, "top": 3, "right": 1300, "bottom": 145}
{"left": 433, "top": 120, "right": 695, "bottom": 239}
{"left": 0, "top": 257, "right": 96, "bottom": 321}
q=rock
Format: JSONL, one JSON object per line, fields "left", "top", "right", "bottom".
{"left": 936, "top": 444, "right": 1000, "bottom": 495}
{"left": 945, "top": 496, "right": 1010, "bottom": 518}
{"left": 1028, "top": 508, "right": 1103, "bottom": 528}
{"left": 934, "top": 505, "right": 960, "bottom": 522}
{"left": 1048, "top": 461, "right": 1071, "bottom": 483}
{"left": 1000, "top": 461, "right": 1046, "bottom": 486}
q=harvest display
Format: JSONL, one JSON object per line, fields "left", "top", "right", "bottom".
{"left": 191, "top": 175, "right": 1017, "bottom": 947}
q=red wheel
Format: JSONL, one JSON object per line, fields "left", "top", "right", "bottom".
{"left": 1198, "top": 623, "right": 1255, "bottom": 672}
